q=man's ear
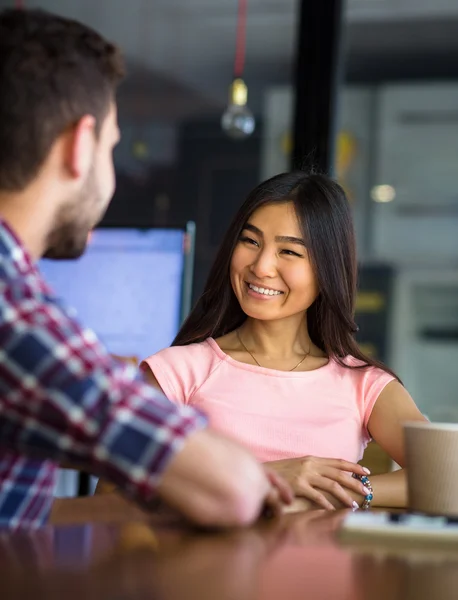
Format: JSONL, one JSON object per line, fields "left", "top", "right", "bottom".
{"left": 65, "top": 115, "right": 97, "bottom": 179}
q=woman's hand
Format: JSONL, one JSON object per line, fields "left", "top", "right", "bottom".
{"left": 265, "top": 456, "right": 371, "bottom": 510}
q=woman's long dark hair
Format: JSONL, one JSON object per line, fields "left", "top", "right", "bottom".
{"left": 173, "top": 171, "right": 399, "bottom": 380}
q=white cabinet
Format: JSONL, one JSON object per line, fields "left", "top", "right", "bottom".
{"left": 390, "top": 268, "right": 458, "bottom": 421}
{"left": 373, "top": 83, "right": 458, "bottom": 264}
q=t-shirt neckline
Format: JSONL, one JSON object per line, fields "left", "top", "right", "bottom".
{"left": 205, "top": 337, "right": 334, "bottom": 377}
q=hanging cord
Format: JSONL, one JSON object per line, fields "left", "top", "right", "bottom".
{"left": 233, "top": 0, "right": 248, "bottom": 78}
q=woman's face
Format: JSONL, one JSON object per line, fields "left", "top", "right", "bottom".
{"left": 230, "top": 202, "right": 319, "bottom": 322}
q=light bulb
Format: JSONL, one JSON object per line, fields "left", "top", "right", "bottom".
{"left": 371, "top": 185, "right": 396, "bottom": 203}
{"left": 221, "top": 78, "right": 255, "bottom": 140}
{"left": 221, "top": 104, "right": 255, "bottom": 139}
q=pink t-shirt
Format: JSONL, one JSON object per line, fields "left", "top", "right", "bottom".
{"left": 142, "top": 338, "right": 395, "bottom": 463}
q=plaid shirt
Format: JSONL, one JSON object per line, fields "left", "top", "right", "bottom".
{"left": 0, "top": 220, "right": 207, "bottom": 529}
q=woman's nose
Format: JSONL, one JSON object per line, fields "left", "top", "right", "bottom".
{"left": 250, "top": 249, "right": 277, "bottom": 279}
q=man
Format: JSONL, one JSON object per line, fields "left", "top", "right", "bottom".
{"left": 0, "top": 8, "right": 291, "bottom": 528}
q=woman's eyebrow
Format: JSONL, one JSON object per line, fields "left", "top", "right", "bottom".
{"left": 242, "top": 223, "right": 305, "bottom": 247}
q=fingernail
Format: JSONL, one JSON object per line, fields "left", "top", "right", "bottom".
{"left": 362, "top": 467, "right": 371, "bottom": 475}
{"left": 352, "top": 501, "right": 360, "bottom": 511}
{"left": 362, "top": 486, "right": 371, "bottom": 495}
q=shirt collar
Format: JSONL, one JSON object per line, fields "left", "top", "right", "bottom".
{"left": 0, "top": 219, "right": 39, "bottom": 277}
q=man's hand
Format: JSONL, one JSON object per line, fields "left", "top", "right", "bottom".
{"left": 261, "top": 467, "right": 294, "bottom": 518}
{"left": 156, "top": 430, "right": 294, "bottom": 528}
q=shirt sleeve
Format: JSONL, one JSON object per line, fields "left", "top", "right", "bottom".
{"left": 0, "top": 282, "right": 208, "bottom": 504}
{"left": 141, "top": 343, "right": 215, "bottom": 405}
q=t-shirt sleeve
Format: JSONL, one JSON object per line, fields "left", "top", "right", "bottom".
{"left": 360, "top": 367, "right": 396, "bottom": 443}
{"left": 141, "top": 343, "right": 215, "bottom": 405}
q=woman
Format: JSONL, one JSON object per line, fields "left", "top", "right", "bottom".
{"left": 142, "top": 171, "right": 426, "bottom": 511}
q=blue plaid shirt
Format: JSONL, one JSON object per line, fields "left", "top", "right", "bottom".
{"left": 0, "top": 220, "right": 207, "bottom": 528}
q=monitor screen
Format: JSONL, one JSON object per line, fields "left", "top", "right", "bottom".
{"left": 39, "top": 227, "right": 193, "bottom": 361}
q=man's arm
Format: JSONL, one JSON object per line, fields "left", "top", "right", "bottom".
{"left": 0, "top": 289, "right": 283, "bottom": 527}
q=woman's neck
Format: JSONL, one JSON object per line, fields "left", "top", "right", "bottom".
{"left": 239, "top": 315, "right": 312, "bottom": 360}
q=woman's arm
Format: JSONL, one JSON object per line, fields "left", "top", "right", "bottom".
{"left": 361, "top": 379, "right": 427, "bottom": 508}
{"left": 325, "top": 380, "right": 427, "bottom": 509}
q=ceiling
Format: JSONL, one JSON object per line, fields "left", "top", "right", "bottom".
{"left": 2, "top": 0, "right": 458, "bottom": 118}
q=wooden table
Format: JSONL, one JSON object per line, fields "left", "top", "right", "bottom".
{"left": 0, "top": 495, "right": 457, "bottom": 600}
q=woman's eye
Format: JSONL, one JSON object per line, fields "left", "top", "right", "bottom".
{"left": 240, "top": 236, "right": 259, "bottom": 247}
{"left": 281, "top": 249, "right": 302, "bottom": 257}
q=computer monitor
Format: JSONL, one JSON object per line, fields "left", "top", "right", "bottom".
{"left": 41, "top": 223, "right": 196, "bottom": 498}
{"left": 39, "top": 223, "right": 195, "bottom": 361}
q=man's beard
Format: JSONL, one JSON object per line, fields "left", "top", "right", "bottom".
{"left": 44, "top": 174, "right": 107, "bottom": 260}
{"left": 43, "top": 218, "right": 91, "bottom": 260}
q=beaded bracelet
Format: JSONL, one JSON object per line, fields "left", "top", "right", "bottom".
{"left": 352, "top": 473, "right": 373, "bottom": 510}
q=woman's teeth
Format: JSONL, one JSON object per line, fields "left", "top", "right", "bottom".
{"left": 248, "top": 283, "right": 282, "bottom": 296}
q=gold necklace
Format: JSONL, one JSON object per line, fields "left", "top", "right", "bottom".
{"left": 236, "top": 329, "right": 310, "bottom": 372}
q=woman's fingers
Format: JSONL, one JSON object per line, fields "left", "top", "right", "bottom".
{"left": 319, "top": 458, "right": 370, "bottom": 477}
{"left": 322, "top": 468, "right": 371, "bottom": 498}
{"left": 312, "top": 476, "right": 356, "bottom": 509}
{"left": 302, "top": 487, "right": 336, "bottom": 511}
{"left": 263, "top": 456, "right": 371, "bottom": 512}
